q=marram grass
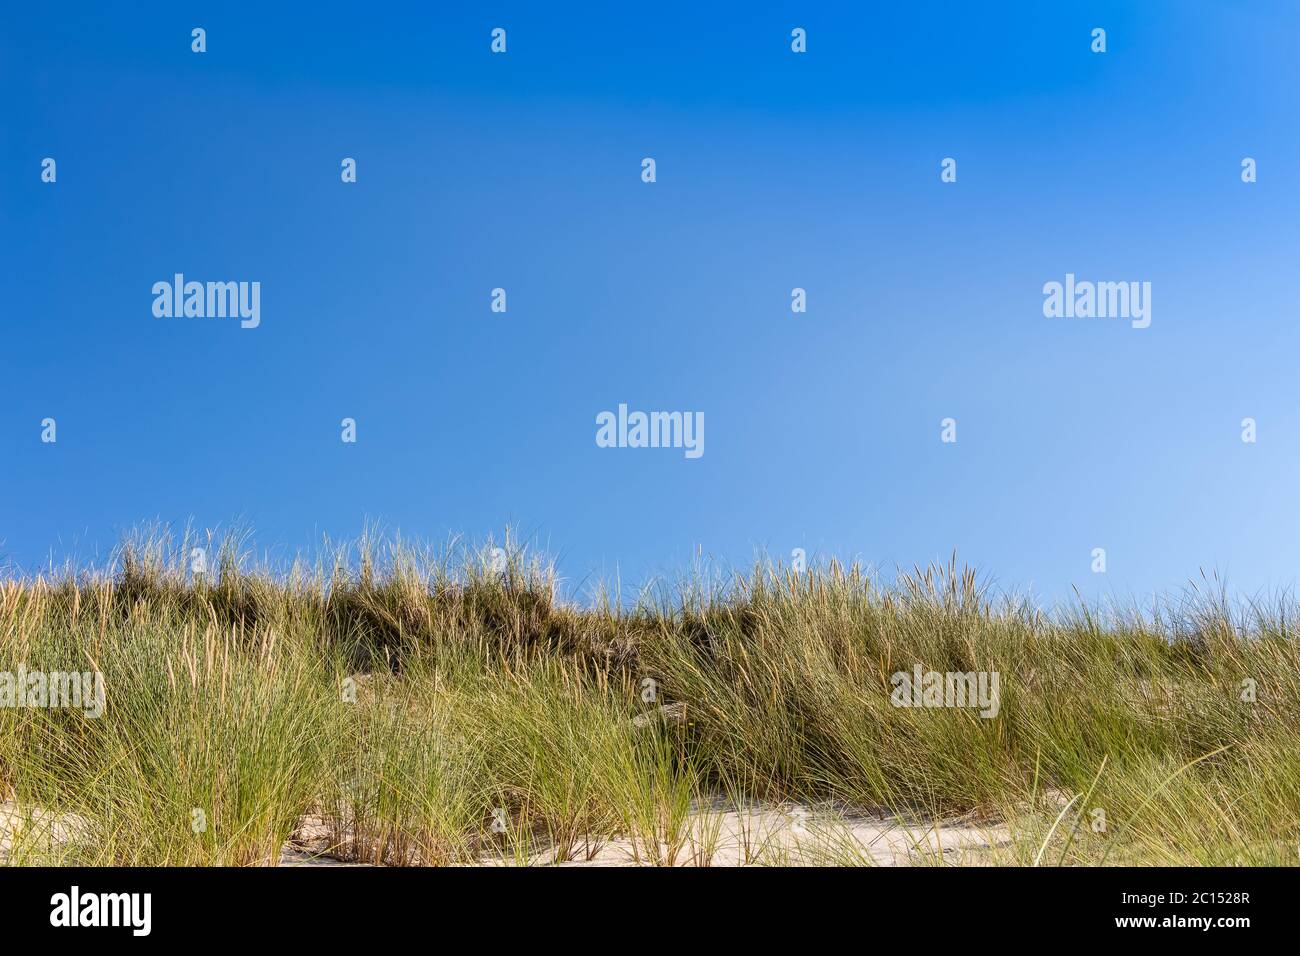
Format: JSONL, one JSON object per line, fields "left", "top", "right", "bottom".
{"left": 1, "top": 528, "right": 1298, "bottom": 866}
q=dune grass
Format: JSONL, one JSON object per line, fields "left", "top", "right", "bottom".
{"left": 1, "top": 526, "right": 1297, "bottom": 866}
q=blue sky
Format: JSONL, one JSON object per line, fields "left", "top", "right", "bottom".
{"left": 3, "top": 2, "right": 1298, "bottom": 604}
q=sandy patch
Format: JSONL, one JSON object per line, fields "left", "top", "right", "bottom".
{"left": 476, "top": 802, "right": 1011, "bottom": 867}
{"left": 2, "top": 799, "right": 1010, "bottom": 866}
{"left": 0, "top": 800, "right": 91, "bottom": 861}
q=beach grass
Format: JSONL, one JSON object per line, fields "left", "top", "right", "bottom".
{"left": 1, "top": 527, "right": 1297, "bottom": 866}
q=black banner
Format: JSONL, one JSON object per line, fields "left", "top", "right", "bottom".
{"left": 0, "top": 866, "right": 1270, "bottom": 941}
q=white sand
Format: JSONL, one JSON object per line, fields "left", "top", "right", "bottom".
{"left": 3, "top": 798, "right": 1010, "bottom": 867}
{"left": 284, "top": 802, "right": 1011, "bottom": 867}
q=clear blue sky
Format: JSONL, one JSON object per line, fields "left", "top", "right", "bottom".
{"left": 3, "top": 2, "right": 1298, "bottom": 604}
